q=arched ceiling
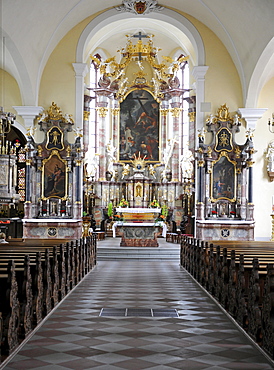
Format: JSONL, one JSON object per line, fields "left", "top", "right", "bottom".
{"left": 85, "top": 19, "right": 195, "bottom": 66}
{"left": 1, "top": 0, "right": 274, "bottom": 106}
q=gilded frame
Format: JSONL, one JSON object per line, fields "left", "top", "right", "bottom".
{"left": 41, "top": 150, "right": 68, "bottom": 200}
{"left": 118, "top": 88, "right": 160, "bottom": 163}
{"left": 210, "top": 152, "right": 236, "bottom": 202}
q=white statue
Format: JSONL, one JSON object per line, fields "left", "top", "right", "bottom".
{"left": 266, "top": 140, "right": 274, "bottom": 172}
{"left": 106, "top": 139, "right": 117, "bottom": 175}
{"left": 86, "top": 153, "right": 99, "bottom": 179}
{"left": 121, "top": 163, "right": 130, "bottom": 179}
{"left": 163, "top": 137, "right": 177, "bottom": 170}
{"left": 149, "top": 164, "right": 156, "bottom": 179}
{"left": 180, "top": 148, "right": 194, "bottom": 178}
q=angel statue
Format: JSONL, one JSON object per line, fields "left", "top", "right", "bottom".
{"left": 149, "top": 164, "right": 156, "bottom": 179}
{"left": 121, "top": 163, "right": 130, "bottom": 179}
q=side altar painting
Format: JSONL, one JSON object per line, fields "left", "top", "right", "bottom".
{"left": 42, "top": 151, "right": 67, "bottom": 199}
{"left": 119, "top": 89, "right": 159, "bottom": 162}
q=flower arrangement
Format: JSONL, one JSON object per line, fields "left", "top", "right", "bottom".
{"left": 113, "top": 214, "right": 124, "bottom": 222}
{"left": 155, "top": 214, "right": 165, "bottom": 222}
{"left": 149, "top": 199, "right": 160, "bottom": 208}
{"left": 118, "top": 198, "right": 129, "bottom": 208}
{"left": 212, "top": 210, "right": 217, "bottom": 214}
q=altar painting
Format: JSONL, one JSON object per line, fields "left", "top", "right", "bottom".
{"left": 119, "top": 89, "right": 159, "bottom": 162}
{"left": 211, "top": 154, "right": 236, "bottom": 201}
{"left": 42, "top": 152, "right": 67, "bottom": 199}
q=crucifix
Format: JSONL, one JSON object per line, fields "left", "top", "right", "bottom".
{"left": 132, "top": 31, "right": 148, "bottom": 61}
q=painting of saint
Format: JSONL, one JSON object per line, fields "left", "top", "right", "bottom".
{"left": 212, "top": 155, "right": 235, "bottom": 201}
{"left": 43, "top": 155, "right": 66, "bottom": 198}
{"left": 119, "top": 89, "right": 159, "bottom": 162}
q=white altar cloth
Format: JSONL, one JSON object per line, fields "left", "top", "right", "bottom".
{"left": 112, "top": 221, "right": 166, "bottom": 238}
{"left": 115, "top": 208, "right": 161, "bottom": 213}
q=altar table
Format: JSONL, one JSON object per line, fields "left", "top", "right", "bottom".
{"left": 112, "top": 221, "right": 166, "bottom": 247}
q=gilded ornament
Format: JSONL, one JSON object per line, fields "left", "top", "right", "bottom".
{"left": 83, "top": 111, "right": 90, "bottom": 121}
{"left": 96, "top": 107, "right": 108, "bottom": 118}
{"left": 37, "top": 145, "right": 43, "bottom": 157}
{"left": 170, "top": 107, "right": 182, "bottom": 118}
{"left": 160, "top": 108, "right": 169, "bottom": 117}
{"left": 188, "top": 111, "right": 195, "bottom": 122}
{"left": 111, "top": 108, "right": 120, "bottom": 116}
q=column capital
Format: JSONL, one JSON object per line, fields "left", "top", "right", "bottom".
{"left": 13, "top": 105, "right": 44, "bottom": 128}
{"left": 72, "top": 62, "right": 89, "bottom": 77}
{"left": 192, "top": 66, "right": 209, "bottom": 80}
{"left": 238, "top": 108, "right": 268, "bottom": 130}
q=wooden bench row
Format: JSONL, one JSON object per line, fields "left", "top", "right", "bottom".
{"left": 0, "top": 235, "right": 97, "bottom": 361}
{"left": 180, "top": 236, "right": 274, "bottom": 359}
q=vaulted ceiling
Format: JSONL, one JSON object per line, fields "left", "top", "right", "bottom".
{"left": 1, "top": 0, "right": 274, "bottom": 107}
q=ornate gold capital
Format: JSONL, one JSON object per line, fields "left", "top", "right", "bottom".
{"left": 160, "top": 108, "right": 169, "bottom": 117}
{"left": 170, "top": 107, "right": 182, "bottom": 118}
{"left": 111, "top": 108, "right": 120, "bottom": 116}
{"left": 76, "top": 159, "right": 82, "bottom": 166}
{"left": 83, "top": 111, "right": 90, "bottom": 121}
{"left": 96, "top": 107, "right": 108, "bottom": 118}
{"left": 198, "top": 160, "right": 205, "bottom": 167}
{"left": 188, "top": 111, "right": 196, "bottom": 122}
{"left": 26, "top": 159, "right": 32, "bottom": 165}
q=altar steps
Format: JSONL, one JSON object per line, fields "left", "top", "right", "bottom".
{"left": 97, "top": 237, "right": 180, "bottom": 261}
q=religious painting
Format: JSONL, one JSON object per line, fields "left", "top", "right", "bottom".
{"left": 119, "top": 89, "right": 160, "bottom": 162}
{"left": 211, "top": 153, "right": 236, "bottom": 202}
{"left": 42, "top": 151, "right": 67, "bottom": 199}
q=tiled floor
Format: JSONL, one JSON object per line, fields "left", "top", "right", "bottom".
{"left": 2, "top": 238, "right": 274, "bottom": 369}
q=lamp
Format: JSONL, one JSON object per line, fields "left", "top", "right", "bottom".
{"left": 268, "top": 114, "right": 274, "bottom": 133}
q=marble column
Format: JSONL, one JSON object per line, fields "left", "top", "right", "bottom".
{"left": 97, "top": 99, "right": 109, "bottom": 181}
{"left": 111, "top": 100, "right": 120, "bottom": 156}
{"left": 160, "top": 101, "right": 169, "bottom": 161}
{"left": 83, "top": 94, "right": 92, "bottom": 152}
{"left": 170, "top": 100, "right": 181, "bottom": 182}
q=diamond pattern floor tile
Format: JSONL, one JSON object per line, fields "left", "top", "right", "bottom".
{"left": 2, "top": 238, "right": 274, "bottom": 369}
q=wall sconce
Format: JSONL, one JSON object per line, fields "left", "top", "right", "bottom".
{"left": 268, "top": 114, "right": 274, "bottom": 133}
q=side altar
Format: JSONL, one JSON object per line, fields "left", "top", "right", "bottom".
{"left": 112, "top": 208, "right": 166, "bottom": 247}
{"left": 195, "top": 105, "right": 255, "bottom": 241}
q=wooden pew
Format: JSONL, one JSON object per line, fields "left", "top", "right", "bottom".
{"left": 0, "top": 235, "right": 97, "bottom": 361}
{"left": 180, "top": 237, "right": 274, "bottom": 358}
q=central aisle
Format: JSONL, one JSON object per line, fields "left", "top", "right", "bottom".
{"left": 3, "top": 258, "right": 274, "bottom": 369}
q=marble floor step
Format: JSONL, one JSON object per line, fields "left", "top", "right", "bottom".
{"left": 97, "top": 247, "right": 180, "bottom": 260}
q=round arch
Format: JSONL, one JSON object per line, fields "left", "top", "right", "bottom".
{"left": 74, "top": 7, "right": 206, "bottom": 126}
{"left": 76, "top": 8, "right": 205, "bottom": 65}
{"left": 246, "top": 37, "right": 274, "bottom": 108}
